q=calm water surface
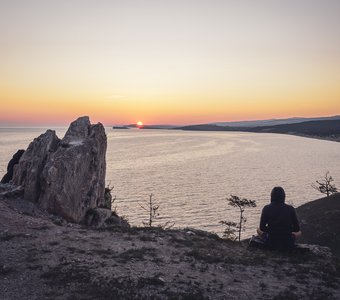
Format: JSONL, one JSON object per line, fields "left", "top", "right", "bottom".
{"left": 1, "top": 128, "right": 339, "bottom": 237}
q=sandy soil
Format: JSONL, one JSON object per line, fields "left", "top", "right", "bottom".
{"left": 1, "top": 195, "right": 340, "bottom": 300}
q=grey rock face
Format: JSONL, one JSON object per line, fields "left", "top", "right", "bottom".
{"left": 84, "top": 208, "right": 113, "bottom": 227}
{"left": 11, "top": 116, "right": 107, "bottom": 223}
{"left": 12, "top": 130, "right": 60, "bottom": 202}
{"left": 1, "top": 149, "right": 25, "bottom": 184}
{"left": 0, "top": 183, "right": 24, "bottom": 199}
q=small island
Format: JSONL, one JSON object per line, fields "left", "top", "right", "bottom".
{"left": 112, "top": 126, "right": 130, "bottom": 129}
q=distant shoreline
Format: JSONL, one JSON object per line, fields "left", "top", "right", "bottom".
{"left": 174, "top": 119, "right": 340, "bottom": 143}
{"left": 289, "top": 133, "right": 340, "bottom": 143}
{"left": 139, "top": 127, "right": 340, "bottom": 143}
{"left": 1, "top": 126, "right": 339, "bottom": 143}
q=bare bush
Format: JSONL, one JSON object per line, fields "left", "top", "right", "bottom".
{"left": 139, "top": 194, "right": 174, "bottom": 229}
{"left": 103, "top": 183, "right": 117, "bottom": 211}
{"left": 312, "top": 171, "right": 338, "bottom": 197}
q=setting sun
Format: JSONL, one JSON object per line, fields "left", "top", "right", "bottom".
{"left": 1, "top": 2, "right": 340, "bottom": 298}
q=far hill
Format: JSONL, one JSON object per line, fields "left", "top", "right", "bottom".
{"left": 176, "top": 124, "right": 240, "bottom": 131}
{"left": 178, "top": 119, "right": 340, "bottom": 141}
{"left": 297, "top": 193, "right": 340, "bottom": 257}
{"left": 213, "top": 115, "right": 340, "bottom": 127}
{"left": 248, "top": 119, "right": 340, "bottom": 136}
{"left": 140, "top": 125, "right": 176, "bottom": 129}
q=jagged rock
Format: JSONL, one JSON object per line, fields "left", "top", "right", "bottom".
{"left": 297, "top": 193, "right": 340, "bottom": 257}
{"left": 84, "top": 208, "right": 130, "bottom": 228}
{"left": 12, "top": 131, "right": 60, "bottom": 202}
{"left": 1, "top": 150, "right": 25, "bottom": 184}
{"left": 183, "top": 228, "right": 219, "bottom": 239}
{"left": 84, "top": 208, "right": 112, "bottom": 227}
{"left": 11, "top": 116, "right": 107, "bottom": 223}
{"left": 38, "top": 117, "right": 107, "bottom": 222}
{"left": 295, "top": 243, "right": 332, "bottom": 259}
{"left": 105, "top": 212, "right": 130, "bottom": 228}
{"left": 0, "top": 183, "right": 24, "bottom": 199}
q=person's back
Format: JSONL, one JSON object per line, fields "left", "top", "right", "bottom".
{"left": 258, "top": 187, "right": 301, "bottom": 251}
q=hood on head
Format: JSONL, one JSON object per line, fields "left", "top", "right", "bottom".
{"left": 271, "top": 186, "right": 285, "bottom": 203}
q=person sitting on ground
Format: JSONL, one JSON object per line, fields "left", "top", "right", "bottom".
{"left": 257, "top": 186, "right": 302, "bottom": 250}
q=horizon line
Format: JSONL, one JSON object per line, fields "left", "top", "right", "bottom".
{"left": 1, "top": 113, "right": 340, "bottom": 128}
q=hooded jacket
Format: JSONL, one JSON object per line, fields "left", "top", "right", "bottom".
{"left": 259, "top": 192, "right": 300, "bottom": 249}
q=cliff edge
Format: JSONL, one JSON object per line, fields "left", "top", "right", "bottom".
{"left": 297, "top": 193, "right": 340, "bottom": 257}
{"left": 10, "top": 116, "right": 107, "bottom": 223}
{"left": 0, "top": 192, "right": 339, "bottom": 300}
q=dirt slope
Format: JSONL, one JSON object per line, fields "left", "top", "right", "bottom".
{"left": 1, "top": 195, "right": 340, "bottom": 300}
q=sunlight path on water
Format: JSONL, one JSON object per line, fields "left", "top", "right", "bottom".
{"left": 1, "top": 128, "right": 340, "bottom": 237}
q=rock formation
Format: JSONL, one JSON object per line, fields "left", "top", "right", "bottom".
{"left": 11, "top": 116, "right": 107, "bottom": 223}
{"left": 297, "top": 192, "right": 340, "bottom": 257}
{"left": 84, "top": 208, "right": 129, "bottom": 228}
{"left": 1, "top": 149, "right": 25, "bottom": 183}
{"left": 12, "top": 130, "right": 60, "bottom": 202}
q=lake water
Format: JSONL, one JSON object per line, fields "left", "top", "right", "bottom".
{"left": 1, "top": 127, "right": 339, "bottom": 237}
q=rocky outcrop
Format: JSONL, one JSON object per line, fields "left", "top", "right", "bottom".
{"left": 1, "top": 149, "right": 25, "bottom": 184}
{"left": 297, "top": 193, "right": 340, "bottom": 257}
{"left": 11, "top": 116, "right": 107, "bottom": 223}
{"left": 84, "top": 208, "right": 130, "bottom": 228}
{"left": 12, "top": 130, "right": 60, "bottom": 202}
{"left": 0, "top": 183, "right": 24, "bottom": 199}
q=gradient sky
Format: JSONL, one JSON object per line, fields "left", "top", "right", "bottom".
{"left": 1, "top": 0, "right": 340, "bottom": 126}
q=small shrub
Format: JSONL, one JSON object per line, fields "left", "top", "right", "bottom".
{"left": 139, "top": 194, "right": 175, "bottom": 229}
{"left": 220, "top": 195, "right": 256, "bottom": 241}
{"left": 103, "top": 183, "right": 117, "bottom": 211}
{"left": 219, "top": 221, "right": 237, "bottom": 241}
{"left": 312, "top": 171, "right": 338, "bottom": 196}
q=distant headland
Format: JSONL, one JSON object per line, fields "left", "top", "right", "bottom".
{"left": 126, "top": 115, "right": 340, "bottom": 142}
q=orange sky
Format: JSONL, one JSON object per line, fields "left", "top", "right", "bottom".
{"left": 1, "top": 1, "right": 340, "bottom": 126}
